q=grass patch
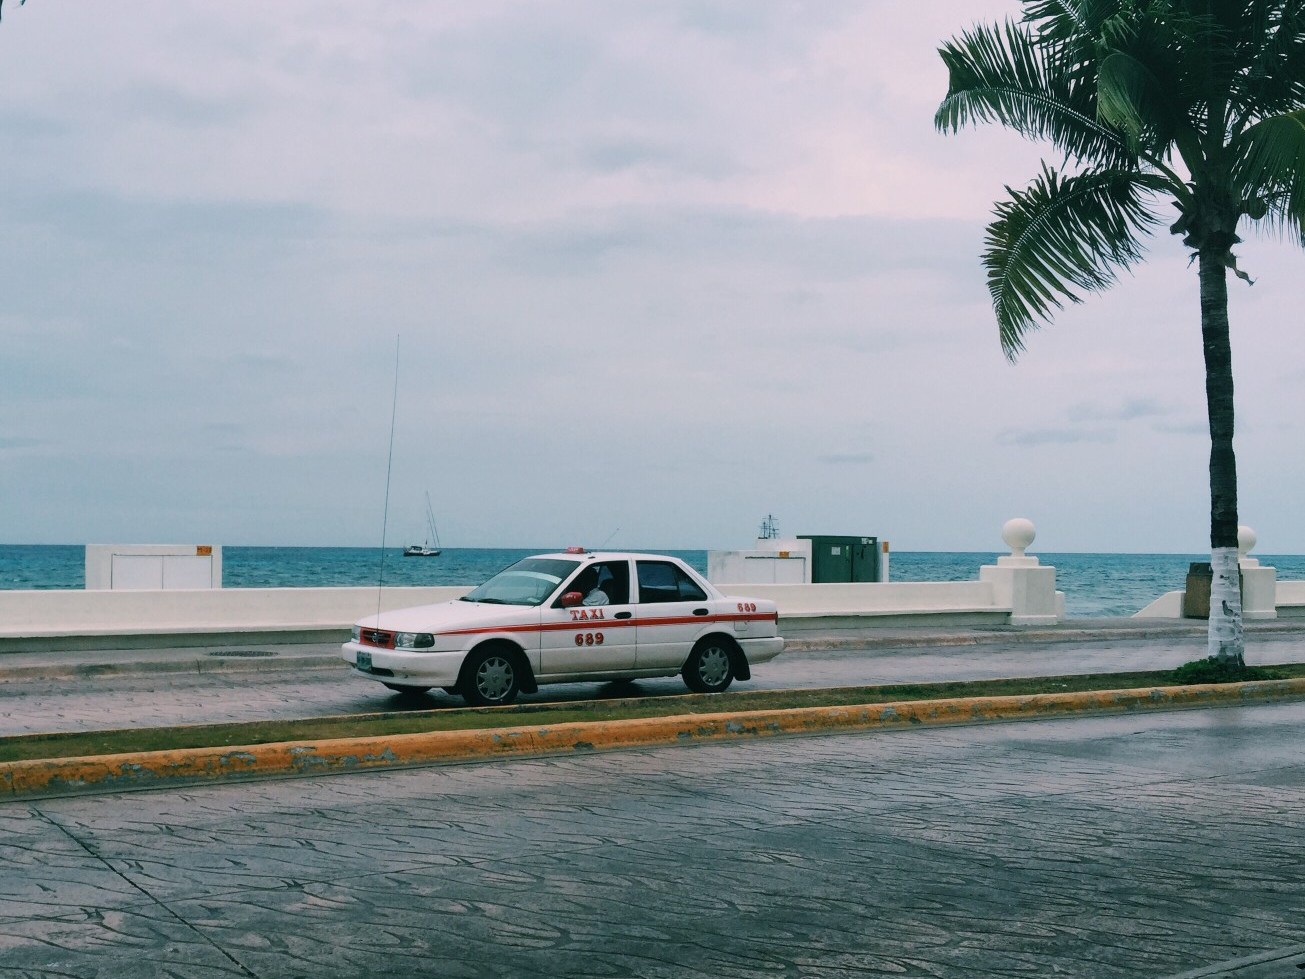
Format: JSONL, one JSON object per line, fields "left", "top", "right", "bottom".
{"left": 4, "top": 664, "right": 1305, "bottom": 765}
{"left": 1168, "top": 657, "right": 1271, "bottom": 685}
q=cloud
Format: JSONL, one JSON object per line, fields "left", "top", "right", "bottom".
{"left": 216, "top": 352, "right": 295, "bottom": 374}
{"left": 0, "top": 107, "right": 64, "bottom": 142}
{"left": 1037, "top": 399, "right": 1207, "bottom": 441}
{"left": 3, "top": 1, "right": 1303, "bottom": 550}
{"left": 673, "top": 5, "right": 790, "bottom": 36}
{"left": 819, "top": 452, "right": 875, "bottom": 465}
{"left": 0, "top": 437, "right": 41, "bottom": 450}
{"left": 479, "top": 206, "right": 979, "bottom": 282}
{"left": 1067, "top": 398, "right": 1167, "bottom": 423}
{"left": 3, "top": 190, "right": 329, "bottom": 247}
{"left": 578, "top": 139, "right": 741, "bottom": 179}
{"left": 1154, "top": 420, "right": 1208, "bottom": 436}
{"left": 996, "top": 428, "right": 1116, "bottom": 447}
{"left": 122, "top": 81, "right": 253, "bottom": 128}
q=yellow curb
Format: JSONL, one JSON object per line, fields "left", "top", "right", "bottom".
{"left": 4, "top": 677, "right": 1304, "bottom": 800}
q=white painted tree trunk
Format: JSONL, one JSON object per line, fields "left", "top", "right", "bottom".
{"left": 1207, "top": 546, "right": 1244, "bottom": 662}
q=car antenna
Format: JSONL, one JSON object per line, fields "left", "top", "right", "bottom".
{"left": 376, "top": 335, "right": 400, "bottom": 622}
{"left": 599, "top": 527, "right": 620, "bottom": 548}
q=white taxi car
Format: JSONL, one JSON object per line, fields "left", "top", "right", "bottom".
{"left": 342, "top": 550, "right": 785, "bottom": 705}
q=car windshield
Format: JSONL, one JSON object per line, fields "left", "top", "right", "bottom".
{"left": 460, "top": 558, "right": 580, "bottom": 607}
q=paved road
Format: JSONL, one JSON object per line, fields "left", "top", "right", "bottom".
{"left": 3, "top": 700, "right": 1304, "bottom": 977}
{"left": 5, "top": 631, "right": 1305, "bottom": 736}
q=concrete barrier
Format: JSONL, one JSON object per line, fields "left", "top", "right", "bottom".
{"left": 1132, "top": 530, "right": 1301, "bottom": 621}
{"left": 2, "top": 520, "right": 1070, "bottom": 647}
{"left": 717, "top": 581, "right": 1012, "bottom": 631}
{"left": 1134, "top": 590, "right": 1186, "bottom": 618}
{"left": 1134, "top": 581, "right": 1305, "bottom": 620}
{"left": 0, "top": 579, "right": 1035, "bottom": 650}
{"left": 0, "top": 586, "right": 470, "bottom": 649}
{"left": 1278, "top": 581, "right": 1305, "bottom": 618}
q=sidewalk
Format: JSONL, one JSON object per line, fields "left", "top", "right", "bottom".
{"left": 2, "top": 617, "right": 1304, "bottom": 682}
{"left": 0, "top": 639, "right": 345, "bottom": 682}
{"left": 783, "top": 615, "right": 1305, "bottom": 648}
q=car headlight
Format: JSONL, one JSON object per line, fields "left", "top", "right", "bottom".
{"left": 351, "top": 625, "right": 361, "bottom": 642}
{"left": 394, "top": 632, "right": 435, "bottom": 649}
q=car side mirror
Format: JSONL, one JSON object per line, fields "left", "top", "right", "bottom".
{"left": 560, "top": 591, "right": 583, "bottom": 608}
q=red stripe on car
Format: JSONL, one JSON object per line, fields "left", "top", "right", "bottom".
{"left": 429, "top": 611, "right": 775, "bottom": 639}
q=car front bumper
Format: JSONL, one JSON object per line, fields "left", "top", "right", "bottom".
{"left": 341, "top": 641, "right": 465, "bottom": 687}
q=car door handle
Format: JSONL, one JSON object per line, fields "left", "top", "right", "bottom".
{"left": 693, "top": 608, "right": 709, "bottom": 616}
{"left": 614, "top": 611, "right": 632, "bottom": 619}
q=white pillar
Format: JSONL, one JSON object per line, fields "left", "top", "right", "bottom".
{"left": 1238, "top": 525, "right": 1277, "bottom": 620}
{"left": 979, "top": 518, "right": 1060, "bottom": 625}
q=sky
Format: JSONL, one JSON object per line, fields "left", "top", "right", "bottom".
{"left": 1, "top": 2, "right": 1302, "bottom": 554}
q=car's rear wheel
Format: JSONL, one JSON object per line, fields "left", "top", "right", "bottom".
{"left": 461, "top": 646, "right": 521, "bottom": 706}
{"left": 682, "top": 638, "right": 735, "bottom": 694}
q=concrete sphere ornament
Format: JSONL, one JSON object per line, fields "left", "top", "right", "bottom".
{"left": 1002, "top": 518, "right": 1036, "bottom": 557}
{"left": 1237, "top": 525, "right": 1256, "bottom": 557}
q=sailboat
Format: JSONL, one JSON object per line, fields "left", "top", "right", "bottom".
{"left": 403, "top": 493, "right": 442, "bottom": 557}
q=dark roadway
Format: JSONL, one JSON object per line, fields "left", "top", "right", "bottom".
{"left": 3, "top": 696, "right": 1304, "bottom": 977}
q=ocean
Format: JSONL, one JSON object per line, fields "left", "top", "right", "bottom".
{"left": 5, "top": 545, "right": 1304, "bottom": 618}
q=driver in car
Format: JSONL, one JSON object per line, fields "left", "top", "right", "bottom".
{"left": 570, "top": 567, "right": 610, "bottom": 607}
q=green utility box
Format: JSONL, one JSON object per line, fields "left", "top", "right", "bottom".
{"left": 798, "top": 536, "right": 881, "bottom": 583}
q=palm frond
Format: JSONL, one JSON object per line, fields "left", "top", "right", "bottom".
{"left": 1021, "top": 0, "right": 1121, "bottom": 75}
{"left": 1021, "top": 0, "right": 1121, "bottom": 48}
{"left": 1089, "top": 8, "right": 1208, "bottom": 158}
{"left": 986, "top": 165, "right": 1165, "bottom": 358}
{"left": 1234, "top": 108, "right": 1305, "bottom": 239}
{"left": 936, "top": 20, "right": 1133, "bottom": 166}
{"left": 1222, "top": 0, "right": 1305, "bottom": 124}
{"left": 1097, "top": 50, "right": 1180, "bottom": 147}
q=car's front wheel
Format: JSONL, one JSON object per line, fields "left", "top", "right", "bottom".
{"left": 682, "top": 638, "right": 735, "bottom": 694}
{"left": 461, "top": 646, "right": 522, "bottom": 706}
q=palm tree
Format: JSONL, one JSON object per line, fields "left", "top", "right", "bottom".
{"left": 936, "top": 0, "right": 1305, "bottom": 665}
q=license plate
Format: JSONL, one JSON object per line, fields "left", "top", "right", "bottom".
{"left": 356, "top": 650, "right": 372, "bottom": 671}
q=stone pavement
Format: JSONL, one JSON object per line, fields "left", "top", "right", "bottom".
{"left": 1166, "top": 945, "right": 1305, "bottom": 978}
{"left": 3, "top": 699, "right": 1305, "bottom": 977}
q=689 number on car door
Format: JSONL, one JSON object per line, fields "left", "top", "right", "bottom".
{"left": 537, "top": 559, "right": 637, "bottom": 676}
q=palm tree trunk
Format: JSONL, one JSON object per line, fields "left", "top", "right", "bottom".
{"left": 1199, "top": 249, "right": 1244, "bottom": 664}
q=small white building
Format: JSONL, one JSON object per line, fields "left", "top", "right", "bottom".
{"left": 85, "top": 544, "right": 222, "bottom": 590}
{"left": 708, "top": 537, "right": 814, "bottom": 584}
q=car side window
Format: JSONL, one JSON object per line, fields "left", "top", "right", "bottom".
{"left": 592, "top": 561, "right": 630, "bottom": 605}
{"left": 636, "top": 561, "right": 707, "bottom": 604}
{"left": 556, "top": 561, "right": 631, "bottom": 607}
